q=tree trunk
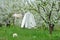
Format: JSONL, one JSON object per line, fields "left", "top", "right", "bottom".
{"left": 49, "top": 23, "right": 54, "bottom": 34}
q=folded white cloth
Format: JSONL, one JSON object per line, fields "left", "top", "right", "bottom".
{"left": 21, "top": 12, "right": 36, "bottom": 29}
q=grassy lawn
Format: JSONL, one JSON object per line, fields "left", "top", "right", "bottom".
{"left": 0, "top": 25, "right": 60, "bottom": 40}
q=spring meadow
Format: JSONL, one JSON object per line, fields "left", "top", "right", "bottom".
{"left": 0, "top": 0, "right": 60, "bottom": 40}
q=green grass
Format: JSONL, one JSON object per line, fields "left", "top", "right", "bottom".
{"left": 0, "top": 25, "right": 60, "bottom": 40}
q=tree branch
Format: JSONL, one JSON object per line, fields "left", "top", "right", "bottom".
{"left": 48, "top": 2, "right": 54, "bottom": 21}
{"left": 37, "top": 4, "right": 49, "bottom": 24}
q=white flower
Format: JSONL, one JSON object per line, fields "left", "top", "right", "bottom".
{"left": 13, "top": 33, "right": 18, "bottom": 38}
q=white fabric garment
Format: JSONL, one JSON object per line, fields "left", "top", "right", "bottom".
{"left": 21, "top": 12, "right": 36, "bottom": 29}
